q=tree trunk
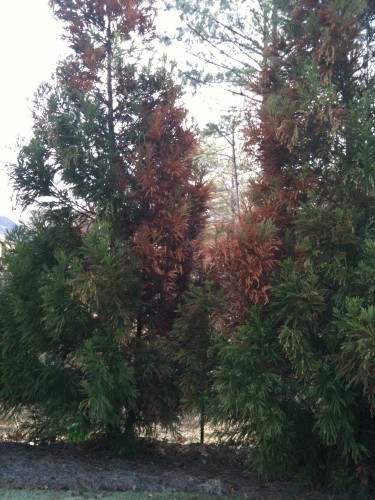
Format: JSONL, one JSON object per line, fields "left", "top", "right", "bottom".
{"left": 200, "top": 399, "right": 205, "bottom": 444}
{"left": 231, "top": 126, "right": 240, "bottom": 215}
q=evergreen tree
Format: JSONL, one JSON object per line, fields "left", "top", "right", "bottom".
{"left": 214, "top": 0, "right": 375, "bottom": 488}
{"left": 204, "top": 109, "right": 250, "bottom": 217}
{"left": 0, "top": 0, "right": 209, "bottom": 441}
{"left": 167, "top": 0, "right": 278, "bottom": 94}
{"left": 171, "top": 281, "right": 218, "bottom": 444}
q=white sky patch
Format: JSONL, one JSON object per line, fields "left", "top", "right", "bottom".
{"left": 0, "top": 0, "right": 66, "bottom": 218}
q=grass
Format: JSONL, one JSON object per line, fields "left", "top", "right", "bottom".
{"left": 0, "top": 490, "right": 226, "bottom": 499}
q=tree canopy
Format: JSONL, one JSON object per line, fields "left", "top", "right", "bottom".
{"left": 1, "top": 0, "right": 375, "bottom": 491}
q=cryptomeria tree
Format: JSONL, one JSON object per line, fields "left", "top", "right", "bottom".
{"left": 171, "top": 281, "right": 219, "bottom": 444}
{"left": 0, "top": 0, "right": 209, "bottom": 441}
{"left": 213, "top": 0, "right": 375, "bottom": 488}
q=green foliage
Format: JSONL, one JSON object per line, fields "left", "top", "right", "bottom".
{"left": 214, "top": 307, "right": 317, "bottom": 478}
{"left": 336, "top": 298, "right": 375, "bottom": 403}
{"left": 0, "top": 217, "right": 139, "bottom": 440}
{"left": 171, "top": 282, "right": 218, "bottom": 437}
{"left": 68, "top": 223, "right": 140, "bottom": 329}
{"left": 129, "top": 340, "right": 181, "bottom": 432}
{"left": 75, "top": 331, "right": 136, "bottom": 429}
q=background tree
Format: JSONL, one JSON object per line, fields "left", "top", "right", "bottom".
{"left": 0, "top": 0, "right": 209, "bottom": 441}
{"left": 203, "top": 108, "right": 253, "bottom": 217}
{"left": 166, "top": 0, "right": 278, "bottom": 95}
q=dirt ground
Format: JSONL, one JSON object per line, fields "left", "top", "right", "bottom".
{"left": 0, "top": 416, "right": 358, "bottom": 499}
{"left": 0, "top": 437, "right": 354, "bottom": 499}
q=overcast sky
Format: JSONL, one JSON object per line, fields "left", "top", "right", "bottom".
{"left": 0, "top": 0, "right": 235, "bottom": 221}
{"left": 0, "top": 0, "right": 68, "bottom": 218}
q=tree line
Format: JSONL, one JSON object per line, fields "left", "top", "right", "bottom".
{"left": 0, "top": 0, "right": 374, "bottom": 491}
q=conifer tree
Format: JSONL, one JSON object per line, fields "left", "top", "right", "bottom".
{"left": 0, "top": 0, "right": 209, "bottom": 441}
{"left": 214, "top": 0, "right": 375, "bottom": 488}
{"left": 171, "top": 281, "right": 218, "bottom": 444}
{"left": 204, "top": 109, "right": 249, "bottom": 217}
{"left": 168, "top": 0, "right": 278, "bottom": 93}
